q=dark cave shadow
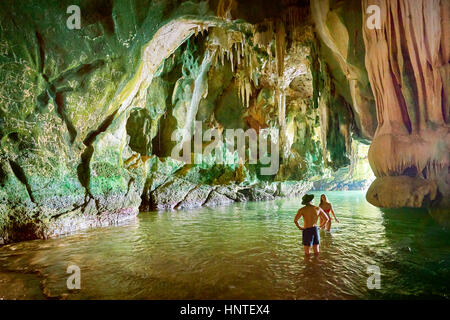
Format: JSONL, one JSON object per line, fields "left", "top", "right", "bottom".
{"left": 379, "top": 207, "right": 449, "bottom": 252}
{"left": 374, "top": 207, "right": 450, "bottom": 299}
{"left": 380, "top": 207, "right": 450, "bottom": 229}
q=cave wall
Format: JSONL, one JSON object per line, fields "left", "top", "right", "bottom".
{"left": 362, "top": 0, "right": 449, "bottom": 208}
{"left": 0, "top": 0, "right": 354, "bottom": 243}
{"left": 311, "top": 0, "right": 378, "bottom": 141}
{"left": 312, "top": 0, "right": 449, "bottom": 209}
{"left": 1, "top": 0, "right": 447, "bottom": 243}
{"left": 0, "top": 0, "right": 221, "bottom": 242}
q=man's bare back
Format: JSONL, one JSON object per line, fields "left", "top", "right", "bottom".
{"left": 294, "top": 205, "right": 327, "bottom": 229}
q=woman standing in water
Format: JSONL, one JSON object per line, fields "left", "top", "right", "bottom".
{"left": 319, "top": 194, "right": 339, "bottom": 231}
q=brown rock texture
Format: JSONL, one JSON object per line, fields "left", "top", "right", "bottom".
{"left": 311, "top": 0, "right": 378, "bottom": 140}
{"left": 362, "top": 0, "right": 449, "bottom": 208}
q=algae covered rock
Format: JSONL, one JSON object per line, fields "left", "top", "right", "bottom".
{"left": 150, "top": 178, "right": 197, "bottom": 210}
{"left": 2, "top": 0, "right": 447, "bottom": 243}
{"left": 0, "top": 0, "right": 217, "bottom": 242}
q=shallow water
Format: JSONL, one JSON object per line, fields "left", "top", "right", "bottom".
{"left": 0, "top": 191, "right": 449, "bottom": 299}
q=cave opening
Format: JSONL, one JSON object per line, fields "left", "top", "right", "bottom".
{"left": 118, "top": 13, "right": 378, "bottom": 213}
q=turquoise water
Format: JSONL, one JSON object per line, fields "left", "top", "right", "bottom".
{"left": 0, "top": 191, "right": 449, "bottom": 299}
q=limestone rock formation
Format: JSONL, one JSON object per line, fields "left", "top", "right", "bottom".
{"left": 362, "top": 0, "right": 449, "bottom": 209}
{"left": 0, "top": 0, "right": 448, "bottom": 243}
{"left": 366, "top": 176, "right": 438, "bottom": 208}
{"left": 311, "top": 0, "right": 378, "bottom": 140}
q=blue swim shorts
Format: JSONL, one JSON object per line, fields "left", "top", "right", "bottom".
{"left": 302, "top": 226, "right": 320, "bottom": 246}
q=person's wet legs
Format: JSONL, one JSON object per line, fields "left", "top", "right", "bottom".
{"left": 313, "top": 244, "right": 320, "bottom": 255}
{"left": 304, "top": 246, "right": 311, "bottom": 255}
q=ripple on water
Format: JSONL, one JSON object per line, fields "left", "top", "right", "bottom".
{"left": 0, "top": 191, "right": 449, "bottom": 299}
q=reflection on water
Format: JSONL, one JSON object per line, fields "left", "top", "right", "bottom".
{"left": 0, "top": 191, "right": 448, "bottom": 299}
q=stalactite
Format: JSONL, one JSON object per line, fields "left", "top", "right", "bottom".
{"left": 318, "top": 93, "right": 329, "bottom": 165}
{"left": 276, "top": 88, "right": 285, "bottom": 128}
{"left": 236, "top": 42, "right": 240, "bottom": 66}
{"left": 216, "top": 0, "right": 234, "bottom": 19}
{"left": 362, "top": 0, "right": 449, "bottom": 205}
{"left": 274, "top": 19, "right": 286, "bottom": 133}
{"left": 181, "top": 49, "right": 215, "bottom": 144}
{"left": 254, "top": 20, "right": 274, "bottom": 48}
{"left": 311, "top": 0, "right": 377, "bottom": 140}
{"left": 208, "top": 26, "right": 266, "bottom": 110}
{"left": 236, "top": 71, "right": 252, "bottom": 109}
{"left": 275, "top": 19, "right": 285, "bottom": 79}
{"left": 230, "top": 47, "right": 234, "bottom": 72}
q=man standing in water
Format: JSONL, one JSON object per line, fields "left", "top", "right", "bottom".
{"left": 294, "top": 194, "right": 329, "bottom": 256}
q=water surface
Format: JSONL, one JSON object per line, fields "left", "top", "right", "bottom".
{"left": 0, "top": 191, "right": 449, "bottom": 299}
